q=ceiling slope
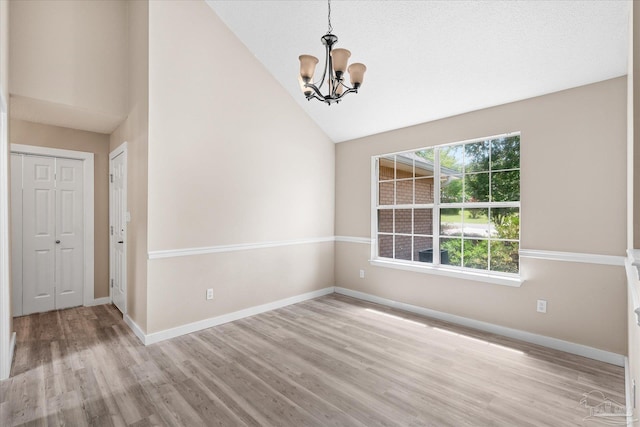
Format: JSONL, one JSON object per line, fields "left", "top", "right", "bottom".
{"left": 207, "top": 0, "right": 629, "bottom": 143}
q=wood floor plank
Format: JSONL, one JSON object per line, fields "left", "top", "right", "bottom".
{"left": 1, "top": 295, "right": 626, "bottom": 426}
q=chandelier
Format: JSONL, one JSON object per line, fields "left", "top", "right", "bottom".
{"left": 298, "top": 0, "right": 367, "bottom": 105}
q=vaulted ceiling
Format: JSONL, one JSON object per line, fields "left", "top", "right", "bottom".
{"left": 207, "top": 0, "right": 630, "bottom": 143}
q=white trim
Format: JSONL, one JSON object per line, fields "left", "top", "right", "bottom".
{"left": 128, "top": 287, "right": 336, "bottom": 345}
{"left": 148, "top": 236, "right": 335, "bottom": 260}
{"left": 0, "top": 90, "right": 10, "bottom": 380}
{"left": 370, "top": 156, "right": 378, "bottom": 260}
{"left": 86, "top": 297, "right": 111, "bottom": 307}
{"left": 124, "top": 314, "right": 147, "bottom": 345}
{"left": 369, "top": 258, "right": 523, "bottom": 287}
{"left": 520, "top": 249, "right": 626, "bottom": 266}
{"left": 334, "top": 287, "right": 625, "bottom": 366}
{"left": 625, "top": 251, "right": 640, "bottom": 327}
{"left": 335, "top": 236, "right": 372, "bottom": 244}
{"left": 10, "top": 144, "right": 95, "bottom": 308}
{"left": 625, "top": 357, "right": 634, "bottom": 427}
{"left": 109, "top": 142, "right": 127, "bottom": 315}
{"left": 8, "top": 332, "right": 15, "bottom": 375}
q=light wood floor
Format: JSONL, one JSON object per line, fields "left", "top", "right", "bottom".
{"left": 0, "top": 294, "right": 625, "bottom": 426}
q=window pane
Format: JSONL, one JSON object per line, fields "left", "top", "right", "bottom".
{"left": 414, "top": 148, "right": 435, "bottom": 176}
{"left": 464, "top": 172, "right": 489, "bottom": 202}
{"left": 441, "top": 174, "right": 463, "bottom": 203}
{"left": 414, "top": 208, "right": 433, "bottom": 235}
{"left": 490, "top": 241, "right": 519, "bottom": 273}
{"left": 378, "top": 235, "right": 393, "bottom": 258}
{"left": 396, "top": 179, "right": 414, "bottom": 204}
{"left": 491, "top": 136, "right": 520, "bottom": 171}
{"left": 463, "top": 239, "right": 488, "bottom": 270}
{"left": 440, "top": 208, "right": 462, "bottom": 237}
{"left": 414, "top": 236, "right": 434, "bottom": 262}
{"left": 491, "top": 170, "right": 520, "bottom": 202}
{"left": 490, "top": 208, "right": 520, "bottom": 240}
{"left": 395, "top": 235, "right": 412, "bottom": 261}
{"left": 378, "top": 210, "right": 393, "bottom": 233}
{"left": 379, "top": 181, "right": 394, "bottom": 205}
{"left": 440, "top": 145, "right": 464, "bottom": 174}
{"left": 463, "top": 208, "right": 490, "bottom": 238}
{"left": 464, "top": 140, "right": 490, "bottom": 172}
{"left": 415, "top": 177, "right": 434, "bottom": 204}
{"left": 440, "top": 238, "right": 461, "bottom": 266}
{"left": 395, "top": 209, "right": 412, "bottom": 234}
{"left": 396, "top": 153, "right": 415, "bottom": 178}
{"left": 379, "top": 155, "right": 395, "bottom": 180}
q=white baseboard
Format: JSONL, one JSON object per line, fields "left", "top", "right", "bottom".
{"left": 126, "top": 287, "right": 335, "bottom": 346}
{"left": 86, "top": 297, "right": 111, "bottom": 307}
{"left": 334, "top": 287, "right": 625, "bottom": 367}
{"left": 124, "top": 314, "right": 147, "bottom": 345}
{"left": 120, "top": 284, "right": 624, "bottom": 367}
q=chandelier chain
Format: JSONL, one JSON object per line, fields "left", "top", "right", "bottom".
{"left": 327, "top": 0, "right": 333, "bottom": 34}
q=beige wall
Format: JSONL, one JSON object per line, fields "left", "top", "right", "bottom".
{"left": 9, "top": 0, "right": 127, "bottom": 133}
{"left": 144, "top": 0, "right": 334, "bottom": 333}
{"left": 10, "top": 118, "right": 110, "bottom": 299}
{"left": 109, "top": 0, "right": 149, "bottom": 332}
{"left": 336, "top": 77, "right": 627, "bottom": 354}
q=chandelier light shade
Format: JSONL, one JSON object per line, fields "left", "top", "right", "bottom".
{"left": 298, "top": 0, "right": 367, "bottom": 105}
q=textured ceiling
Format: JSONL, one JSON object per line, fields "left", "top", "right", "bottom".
{"left": 206, "top": 1, "right": 629, "bottom": 143}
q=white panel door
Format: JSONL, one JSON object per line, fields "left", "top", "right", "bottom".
{"left": 22, "top": 155, "right": 56, "bottom": 315}
{"left": 10, "top": 154, "right": 23, "bottom": 316}
{"left": 55, "top": 158, "right": 84, "bottom": 310}
{"left": 110, "top": 151, "right": 126, "bottom": 313}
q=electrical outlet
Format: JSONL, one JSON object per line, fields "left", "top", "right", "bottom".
{"left": 359, "top": 269, "right": 365, "bottom": 279}
{"left": 206, "top": 288, "right": 214, "bottom": 300}
{"left": 536, "top": 299, "right": 547, "bottom": 313}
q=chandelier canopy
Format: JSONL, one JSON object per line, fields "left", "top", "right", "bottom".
{"left": 298, "top": 0, "right": 367, "bottom": 105}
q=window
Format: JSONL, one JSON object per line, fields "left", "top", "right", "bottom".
{"left": 373, "top": 134, "right": 520, "bottom": 278}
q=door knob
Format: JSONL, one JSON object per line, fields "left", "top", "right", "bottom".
{"left": 118, "top": 241, "right": 124, "bottom": 244}
{"left": 55, "top": 240, "right": 60, "bottom": 244}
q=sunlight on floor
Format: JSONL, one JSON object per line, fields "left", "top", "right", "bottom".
{"left": 432, "top": 327, "right": 525, "bottom": 354}
{"left": 364, "top": 308, "right": 427, "bottom": 327}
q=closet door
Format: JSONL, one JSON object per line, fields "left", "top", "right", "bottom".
{"left": 55, "top": 158, "right": 84, "bottom": 310}
{"left": 22, "top": 155, "right": 56, "bottom": 315}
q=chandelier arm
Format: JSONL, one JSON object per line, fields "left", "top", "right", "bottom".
{"left": 333, "top": 87, "right": 358, "bottom": 101}
{"left": 337, "top": 80, "right": 354, "bottom": 91}
{"left": 309, "top": 93, "right": 326, "bottom": 102}
{"left": 316, "top": 43, "right": 331, "bottom": 90}
{"left": 304, "top": 82, "right": 325, "bottom": 100}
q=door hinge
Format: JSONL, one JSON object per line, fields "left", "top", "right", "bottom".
{"left": 110, "top": 173, "right": 113, "bottom": 183}
{"left": 110, "top": 226, "right": 114, "bottom": 236}
{"left": 111, "top": 279, "right": 114, "bottom": 288}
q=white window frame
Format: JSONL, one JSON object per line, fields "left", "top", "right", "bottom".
{"left": 370, "top": 133, "right": 523, "bottom": 287}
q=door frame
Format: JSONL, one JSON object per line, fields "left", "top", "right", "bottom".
{"left": 109, "top": 142, "right": 127, "bottom": 314}
{"left": 10, "top": 144, "right": 95, "bottom": 307}
{"left": 0, "top": 89, "right": 13, "bottom": 380}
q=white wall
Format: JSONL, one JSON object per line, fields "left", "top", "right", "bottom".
{"left": 0, "top": 0, "right": 11, "bottom": 380}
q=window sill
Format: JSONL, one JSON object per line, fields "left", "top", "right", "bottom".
{"left": 369, "top": 258, "right": 523, "bottom": 287}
